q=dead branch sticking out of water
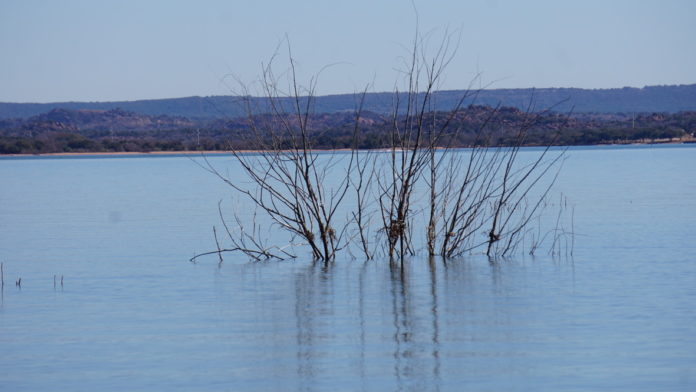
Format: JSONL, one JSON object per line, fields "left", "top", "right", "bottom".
{"left": 190, "top": 201, "right": 297, "bottom": 263}
{"left": 195, "top": 32, "right": 570, "bottom": 264}
{"left": 194, "top": 42, "right": 368, "bottom": 262}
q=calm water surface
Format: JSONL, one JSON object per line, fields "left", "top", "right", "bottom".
{"left": 1, "top": 145, "right": 695, "bottom": 391}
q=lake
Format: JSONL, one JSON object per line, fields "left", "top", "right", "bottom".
{"left": 1, "top": 145, "right": 695, "bottom": 391}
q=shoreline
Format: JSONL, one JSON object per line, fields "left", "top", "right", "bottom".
{"left": 1, "top": 140, "right": 693, "bottom": 158}
{"left": 4, "top": 150, "right": 234, "bottom": 157}
{"left": 0, "top": 148, "right": 354, "bottom": 158}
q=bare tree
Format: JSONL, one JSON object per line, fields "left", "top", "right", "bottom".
{"left": 189, "top": 201, "right": 296, "bottom": 263}
{"left": 197, "top": 44, "right": 366, "bottom": 262}
{"left": 371, "top": 30, "right": 568, "bottom": 261}
{"left": 194, "top": 34, "right": 568, "bottom": 264}
{"left": 374, "top": 29, "right": 470, "bottom": 262}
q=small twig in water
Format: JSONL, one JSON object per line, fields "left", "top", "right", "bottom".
{"left": 213, "top": 226, "right": 224, "bottom": 267}
{"left": 571, "top": 205, "right": 576, "bottom": 256}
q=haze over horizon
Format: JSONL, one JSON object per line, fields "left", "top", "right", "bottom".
{"left": 1, "top": 0, "right": 695, "bottom": 103}
{"left": 4, "top": 84, "right": 696, "bottom": 106}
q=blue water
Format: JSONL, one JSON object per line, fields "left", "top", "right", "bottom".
{"left": 1, "top": 145, "right": 695, "bottom": 391}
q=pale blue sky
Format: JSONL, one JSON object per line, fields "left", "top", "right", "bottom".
{"left": 1, "top": 0, "right": 694, "bottom": 102}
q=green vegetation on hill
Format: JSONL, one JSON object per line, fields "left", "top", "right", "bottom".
{"left": 1, "top": 106, "right": 694, "bottom": 154}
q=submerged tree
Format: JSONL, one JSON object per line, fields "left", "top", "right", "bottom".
{"left": 364, "top": 30, "right": 567, "bottom": 263}
{"left": 194, "top": 44, "right": 368, "bottom": 262}
{"left": 193, "top": 33, "right": 567, "bottom": 264}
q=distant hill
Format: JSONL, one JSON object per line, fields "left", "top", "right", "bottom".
{"left": 0, "top": 108, "right": 196, "bottom": 137}
{"left": 1, "top": 84, "right": 696, "bottom": 120}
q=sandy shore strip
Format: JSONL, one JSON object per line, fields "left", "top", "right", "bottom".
{"left": 2, "top": 140, "right": 692, "bottom": 158}
{"left": 1, "top": 148, "right": 360, "bottom": 158}
{"left": 3, "top": 150, "right": 237, "bottom": 158}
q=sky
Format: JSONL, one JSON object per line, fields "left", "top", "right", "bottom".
{"left": 1, "top": 0, "right": 694, "bottom": 103}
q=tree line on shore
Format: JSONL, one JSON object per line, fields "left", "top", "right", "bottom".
{"left": 0, "top": 105, "right": 694, "bottom": 154}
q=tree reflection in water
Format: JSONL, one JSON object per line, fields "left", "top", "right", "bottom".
{"left": 291, "top": 259, "right": 448, "bottom": 391}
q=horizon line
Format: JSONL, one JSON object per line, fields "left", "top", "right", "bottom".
{"left": 2, "top": 83, "right": 695, "bottom": 105}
